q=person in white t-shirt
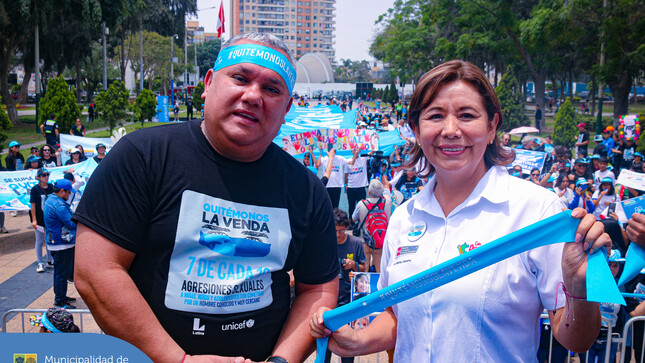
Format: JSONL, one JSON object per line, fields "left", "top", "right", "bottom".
{"left": 321, "top": 151, "right": 349, "bottom": 209}
{"left": 593, "top": 156, "right": 615, "bottom": 192}
{"left": 311, "top": 60, "right": 608, "bottom": 362}
{"left": 592, "top": 177, "right": 617, "bottom": 219}
{"left": 346, "top": 148, "right": 371, "bottom": 218}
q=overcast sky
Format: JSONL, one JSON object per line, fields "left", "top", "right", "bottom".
{"left": 188, "top": 0, "right": 395, "bottom": 62}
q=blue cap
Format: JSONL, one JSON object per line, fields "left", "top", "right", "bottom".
{"left": 575, "top": 158, "right": 588, "bottom": 164}
{"left": 8, "top": 141, "right": 20, "bottom": 148}
{"left": 590, "top": 154, "right": 601, "bottom": 159}
{"left": 609, "top": 249, "right": 625, "bottom": 262}
{"left": 26, "top": 155, "right": 40, "bottom": 163}
{"left": 55, "top": 179, "right": 76, "bottom": 193}
{"left": 575, "top": 178, "right": 589, "bottom": 187}
{"left": 635, "top": 152, "right": 643, "bottom": 158}
{"left": 601, "top": 177, "right": 614, "bottom": 184}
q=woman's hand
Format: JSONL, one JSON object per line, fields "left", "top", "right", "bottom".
{"left": 310, "top": 307, "right": 361, "bottom": 357}
{"left": 575, "top": 187, "right": 584, "bottom": 196}
{"left": 561, "top": 208, "right": 612, "bottom": 298}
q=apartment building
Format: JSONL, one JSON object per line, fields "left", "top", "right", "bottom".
{"left": 230, "top": 0, "right": 336, "bottom": 61}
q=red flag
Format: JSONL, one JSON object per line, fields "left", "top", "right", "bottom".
{"left": 217, "top": 0, "right": 225, "bottom": 38}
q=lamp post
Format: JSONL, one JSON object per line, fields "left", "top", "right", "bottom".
{"left": 170, "top": 34, "right": 178, "bottom": 107}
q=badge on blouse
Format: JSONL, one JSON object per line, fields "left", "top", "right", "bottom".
{"left": 407, "top": 221, "right": 426, "bottom": 242}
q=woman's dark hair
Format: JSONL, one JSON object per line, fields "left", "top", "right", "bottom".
{"left": 555, "top": 173, "right": 569, "bottom": 188}
{"left": 406, "top": 60, "right": 514, "bottom": 177}
{"left": 600, "top": 181, "right": 615, "bottom": 196}
{"left": 530, "top": 167, "right": 540, "bottom": 175}
{"left": 39, "top": 144, "right": 55, "bottom": 158}
{"left": 333, "top": 208, "right": 350, "bottom": 228}
{"left": 75, "top": 144, "right": 88, "bottom": 161}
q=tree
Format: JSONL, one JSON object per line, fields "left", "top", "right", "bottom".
{"left": 38, "top": 76, "right": 81, "bottom": 133}
{"left": 0, "top": 103, "right": 12, "bottom": 152}
{"left": 95, "top": 80, "right": 131, "bottom": 133}
{"left": 192, "top": 81, "right": 204, "bottom": 113}
{"left": 495, "top": 65, "right": 529, "bottom": 131}
{"left": 382, "top": 85, "right": 390, "bottom": 103}
{"left": 552, "top": 98, "right": 577, "bottom": 148}
{"left": 389, "top": 81, "right": 399, "bottom": 104}
{"left": 133, "top": 88, "right": 156, "bottom": 127}
{"left": 196, "top": 39, "right": 221, "bottom": 78}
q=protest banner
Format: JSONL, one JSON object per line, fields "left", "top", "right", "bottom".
{"left": 0, "top": 159, "right": 98, "bottom": 211}
{"left": 59, "top": 134, "right": 113, "bottom": 165}
{"left": 281, "top": 129, "right": 379, "bottom": 155}
{"left": 617, "top": 169, "right": 645, "bottom": 191}
{"left": 509, "top": 149, "right": 547, "bottom": 174}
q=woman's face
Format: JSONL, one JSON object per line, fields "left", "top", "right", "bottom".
{"left": 72, "top": 152, "right": 80, "bottom": 161}
{"left": 559, "top": 178, "right": 569, "bottom": 189}
{"left": 42, "top": 147, "right": 52, "bottom": 157}
{"left": 356, "top": 276, "right": 369, "bottom": 293}
{"left": 530, "top": 170, "right": 539, "bottom": 181}
{"left": 303, "top": 153, "right": 311, "bottom": 166}
{"left": 413, "top": 81, "right": 497, "bottom": 179}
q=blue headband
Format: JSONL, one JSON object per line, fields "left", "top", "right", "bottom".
{"left": 40, "top": 313, "right": 62, "bottom": 333}
{"left": 213, "top": 44, "right": 296, "bottom": 95}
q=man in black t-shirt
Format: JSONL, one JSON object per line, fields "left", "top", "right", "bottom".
{"left": 73, "top": 33, "right": 339, "bottom": 363}
{"left": 575, "top": 122, "right": 590, "bottom": 158}
{"left": 30, "top": 168, "right": 54, "bottom": 273}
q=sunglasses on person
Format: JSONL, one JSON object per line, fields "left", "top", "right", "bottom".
{"left": 531, "top": 173, "right": 539, "bottom": 177}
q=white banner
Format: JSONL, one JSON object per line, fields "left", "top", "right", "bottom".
{"left": 617, "top": 169, "right": 645, "bottom": 191}
{"left": 59, "top": 134, "right": 113, "bottom": 165}
{"left": 0, "top": 159, "right": 98, "bottom": 211}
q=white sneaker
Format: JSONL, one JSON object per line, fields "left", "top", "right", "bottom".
{"left": 36, "top": 263, "right": 45, "bottom": 273}
{"left": 46, "top": 260, "right": 54, "bottom": 268}
{"left": 9, "top": 211, "right": 16, "bottom": 217}
{"left": 0, "top": 227, "right": 7, "bottom": 233}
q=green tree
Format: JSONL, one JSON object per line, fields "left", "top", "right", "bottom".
{"left": 95, "top": 80, "right": 131, "bottom": 133}
{"left": 552, "top": 98, "right": 577, "bottom": 148}
{"left": 133, "top": 88, "right": 156, "bottom": 127}
{"left": 389, "top": 81, "right": 399, "bottom": 103}
{"left": 0, "top": 106, "right": 12, "bottom": 152}
{"left": 382, "top": 85, "right": 390, "bottom": 103}
{"left": 196, "top": 40, "right": 221, "bottom": 78}
{"left": 38, "top": 76, "right": 81, "bottom": 133}
{"left": 495, "top": 65, "right": 529, "bottom": 131}
{"left": 192, "top": 81, "right": 205, "bottom": 113}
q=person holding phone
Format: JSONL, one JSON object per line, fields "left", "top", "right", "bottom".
{"left": 569, "top": 179, "right": 596, "bottom": 213}
{"left": 591, "top": 178, "right": 617, "bottom": 219}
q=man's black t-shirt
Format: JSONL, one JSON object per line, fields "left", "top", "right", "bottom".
{"left": 577, "top": 130, "right": 590, "bottom": 156}
{"left": 30, "top": 183, "right": 53, "bottom": 226}
{"left": 73, "top": 120, "right": 339, "bottom": 359}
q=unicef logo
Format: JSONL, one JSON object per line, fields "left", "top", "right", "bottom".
{"left": 246, "top": 319, "right": 255, "bottom": 328}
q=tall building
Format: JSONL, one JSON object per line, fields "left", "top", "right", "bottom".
{"left": 230, "top": 0, "right": 336, "bottom": 62}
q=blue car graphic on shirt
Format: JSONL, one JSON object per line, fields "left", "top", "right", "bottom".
{"left": 199, "top": 231, "right": 271, "bottom": 257}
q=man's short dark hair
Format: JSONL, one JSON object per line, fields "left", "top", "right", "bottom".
{"left": 50, "top": 113, "right": 55, "bottom": 119}
{"left": 333, "top": 208, "right": 350, "bottom": 228}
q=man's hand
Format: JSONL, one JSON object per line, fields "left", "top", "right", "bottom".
{"left": 31, "top": 220, "right": 38, "bottom": 230}
{"left": 342, "top": 259, "right": 356, "bottom": 271}
{"left": 627, "top": 213, "right": 645, "bottom": 247}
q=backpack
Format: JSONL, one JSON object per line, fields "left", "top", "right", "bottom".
{"left": 361, "top": 198, "right": 388, "bottom": 249}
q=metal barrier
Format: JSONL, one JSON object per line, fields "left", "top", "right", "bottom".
{"left": 621, "top": 315, "right": 645, "bottom": 363}
{"left": 1, "top": 308, "right": 102, "bottom": 334}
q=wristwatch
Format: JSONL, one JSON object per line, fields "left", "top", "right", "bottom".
{"left": 265, "top": 357, "right": 289, "bottom": 363}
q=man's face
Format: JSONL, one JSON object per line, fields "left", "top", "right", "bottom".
{"left": 575, "top": 163, "right": 587, "bottom": 173}
{"left": 501, "top": 135, "right": 510, "bottom": 145}
{"left": 201, "top": 40, "right": 293, "bottom": 162}
{"left": 546, "top": 136, "right": 552, "bottom": 144}
{"left": 599, "top": 161, "right": 608, "bottom": 171}
{"left": 60, "top": 189, "right": 71, "bottom": 201}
